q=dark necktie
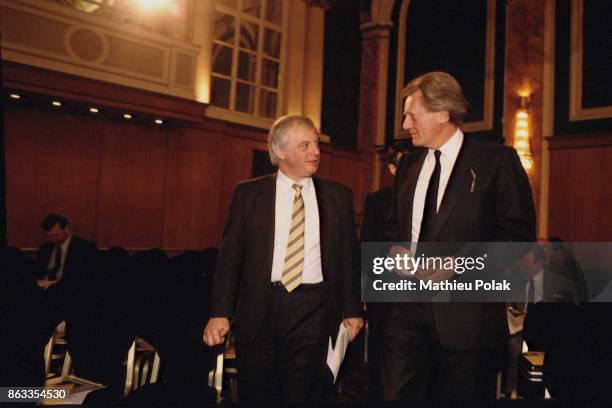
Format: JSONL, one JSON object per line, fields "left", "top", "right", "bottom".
{"left": 418, "top": 150, "right": 442, "bottom": 242}
{"left": 48, "top": 244, "right": 62, "bottom": 280}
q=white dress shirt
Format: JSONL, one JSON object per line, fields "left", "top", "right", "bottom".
{"left": 411, "top": 128, "right": 464, "bottom": 244}
{"left": 270, "top": 170, "right": 323, "bottom": 283}
{"left": 47, "top": 234, "right": 72, "bottom": 280}
{"left": 529, "top": 269, "right": 545, "bottom": 304}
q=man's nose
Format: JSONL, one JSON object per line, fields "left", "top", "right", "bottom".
{"left": 403, "top": 116, "right": 412, "bottom": 130}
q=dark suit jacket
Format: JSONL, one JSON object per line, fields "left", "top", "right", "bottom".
{"left": 210, "top": 173, "right": 362, "bottom": 344}
{"left": 38, "top": 236, "right": 99, "bottom": 309}
{"left": 387, "top": 136, "right": 536, "bottom": 351}
{"left": 361, "top": 186, "right": 393, "bottom": 243}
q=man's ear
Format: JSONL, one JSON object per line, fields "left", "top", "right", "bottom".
{"left": 437, "top": 111, "right": 450, "bottom": 124}
{"left": 273, "top": 147, "right": 285, "bottom": 161}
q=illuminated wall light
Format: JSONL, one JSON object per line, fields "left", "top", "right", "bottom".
{"left": 52, "top": 101, "right": 62, "bottom": 107}
{"left": 10, "top": 93, "right": 21, "bottom": 99}
{"left": 154, "top": 119, "right": 164, "bottom": 124}
{"left": 516, "top": 129, "right": 529, "bottom": 138}
{"left": 123, "top": 113, "right": 132, "bottom": 119}
{"left": 89, "top": 107, "right": 100, "bottom": 113}
{"left": 516, "top": 119, "right": 528, "bottom": 128}
{"left": 513, "top": 94, "right": 534, "bottom": 173}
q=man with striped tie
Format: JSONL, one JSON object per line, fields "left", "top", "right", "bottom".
{"left": 203, "top": 115, "right": 364, "bottom": 403}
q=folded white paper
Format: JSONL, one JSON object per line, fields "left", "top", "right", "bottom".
{"left": 326, "top": 323, "right": 350, "bottom": 383}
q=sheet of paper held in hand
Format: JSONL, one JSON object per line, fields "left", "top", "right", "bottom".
{"left": 326, "top": 323, "right": 350, "bottom": 383}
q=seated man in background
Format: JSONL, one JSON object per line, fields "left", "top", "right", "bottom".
{"left": 37, "top": 214, "right": 103, "bottom": 384}
{"left": 37, "top": 214, "right": 98, "bottom": 292}
{"left": 518, "top": 244, "right": 585, "bottom": 398}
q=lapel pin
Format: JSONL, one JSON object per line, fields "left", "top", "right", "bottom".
{"left": 470, "top": 169, "right": 477, "bottom": 192}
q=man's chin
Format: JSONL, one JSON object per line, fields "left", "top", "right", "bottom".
{"left": 304, "top": 166, "right": 318, "bottom": 177}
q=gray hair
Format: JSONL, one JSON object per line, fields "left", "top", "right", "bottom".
{"left": 267, "top": 115, "right": 317, "bottom": 166}
{"left": 403, "top": 71, "right": 469, "bottom": 126}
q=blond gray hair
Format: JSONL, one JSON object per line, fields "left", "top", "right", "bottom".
{"left": 267, "top": 115, "right": 317, "bottom": 166}
{"left": 403, "top": 71, "right": 469, "bottom": 125}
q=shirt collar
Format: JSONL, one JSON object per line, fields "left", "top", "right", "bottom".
{"left": 428, "top": 127, "right": 464, "bottom": 161}
{"left": 277, "top": 170, "right": 313, "bottom": 193}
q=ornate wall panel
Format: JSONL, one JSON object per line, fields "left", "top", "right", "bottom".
{"left": 554, "top": 0, "right": 612, "bottom": 135}
{"left": 386, "top": 0, "right": 506, "bottom": 143}
{"left": 0, "top": 0, "right": 199, "bottom": 99}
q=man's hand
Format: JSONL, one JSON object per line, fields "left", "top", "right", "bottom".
{"left": 415, "top": 265, "right": 455, "bottom": 283}
{"left": 36, "top": 279, "right": 58, "bottom": 289}
{"left": 507, "top": 304, "right": 527, "bottom": 316}
{"left": 387, "top": 244, "right": 416, "bottom": 277}
{"left": 203, "top": 317, "right": 230, "bottom": 346}
{"left": 342, "top": 317, "right": 365, "bottom": 342}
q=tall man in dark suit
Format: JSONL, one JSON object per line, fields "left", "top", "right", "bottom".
{"left": 381, "top": 72, "right": 536, "bottom": 400}
{"left": 203, "top": 115, "right": 364, "bottom": 403}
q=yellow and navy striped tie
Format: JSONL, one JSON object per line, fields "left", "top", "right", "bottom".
{"left": 281, "top": 184, "right": 305, "bottom": 292}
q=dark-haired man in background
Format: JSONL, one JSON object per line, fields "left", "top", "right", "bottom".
{"left": 361, "top": 142, "right": 409, "bottom": 399}
{"left": 37, "top": 214, "right": 98, "bottom": 293}
{"left": 37, "top": 214, "right": 102, "bottom": 382}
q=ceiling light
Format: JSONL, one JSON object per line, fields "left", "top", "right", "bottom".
{"left": 89, "top": 107, "right": 99, "bottom": 113}
{"left": 123, "top": 113, "right": 132, "bottom": 119}
{"left": 154, "top": 119, "right": 163, "bottom": 125}
{"left": 135, "top": 0, "right": 169, "bottom": 11}
{"left": 52, "top": 101, "right": 62, "bottom": 107}
{"left": 10, "top": 93, "right": 21, "bottom": 99}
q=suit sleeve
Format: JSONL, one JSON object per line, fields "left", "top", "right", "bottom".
{"left": 360, "top": 193, "right": 377, "bottom": 243}
{"left": 340, "top": 188, "right": 362, "bottom": 318}
{"left": 209, "top": 185, "right": 246, "bottom": 318}
{"left": 495, "top": 147, "right": 536, "bottom": 241}
{"left": 383, "top": 163, "right": 406, "bottom": 242}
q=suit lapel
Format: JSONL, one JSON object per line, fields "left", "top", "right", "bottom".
{"left": 428, "top": 136, "right": 478, "bottom": 241}
{"left": 399, "top": 150, "right": 427, "bottom": 241}
{"left": 256, "top": 174, "right": 276, "bottom": 277}
{"left": 63, "top": 239, "right": 73, "bottom": 274}
{"left": 313, "top": 177, "right": 331, "bottom": 279}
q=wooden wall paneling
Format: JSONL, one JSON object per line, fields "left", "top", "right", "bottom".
{"left": 162, "top": 127, "right": 223, "bottom": 250}
{"left": 5, "top": 106, "right": 101, "bottom": 247}
{"left": 95, "top": 122, "right": 167, "bottom": 248}
{"left": 503, "top": 0, "right": 545, "bottom": 215}
{"left": 217, "top": 133, "right": 268, "bottom": 234}
{"left": 318, "top": 151, "right": 362, "bottom": 195}
{"left": 548, "top": 144, "right": 612, "bottom": 241}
